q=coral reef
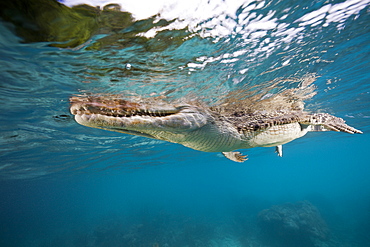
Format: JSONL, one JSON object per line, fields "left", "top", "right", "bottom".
{"left": 258, "top": 200, "right": 329, "bottom": 247}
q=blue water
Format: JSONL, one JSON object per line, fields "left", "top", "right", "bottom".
{"left": 1, "top": 0, "right": 370, "bottom": 246}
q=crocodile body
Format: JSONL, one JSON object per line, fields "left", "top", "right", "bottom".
{"left": 70, "top": 95, "right": 362, "bottom": 162}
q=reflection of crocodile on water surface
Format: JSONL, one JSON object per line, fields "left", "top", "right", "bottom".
{"left": 70, "top": 80, "right": 362, "bottom": 162}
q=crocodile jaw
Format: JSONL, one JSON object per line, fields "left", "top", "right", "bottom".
{"left": 70, "top": 96, "right": 209, "bottom": 143}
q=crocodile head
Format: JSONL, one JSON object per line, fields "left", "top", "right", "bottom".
{"left": 70, "top": 96, "right": 209, "bottom": 133}
{"left": 70, "top": 95, "right": 213, "bottom": 143}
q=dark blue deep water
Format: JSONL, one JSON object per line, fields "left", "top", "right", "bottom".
{"left": 1, "top": 0, "right": 370, "bottom": 246}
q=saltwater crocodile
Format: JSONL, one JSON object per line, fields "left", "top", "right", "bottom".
{"left": 69, "top": 90, "right": 362, "bottom": 162}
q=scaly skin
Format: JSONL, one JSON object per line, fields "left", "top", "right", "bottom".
{"left": 70, "top": 95, "right": 362, "bottom": 162}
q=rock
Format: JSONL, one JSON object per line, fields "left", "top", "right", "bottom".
{"left": 258, "top": 200, "right": 329, "bottom": 246}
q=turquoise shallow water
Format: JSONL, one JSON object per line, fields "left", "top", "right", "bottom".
{"left": 1, "top": 0, "right": 370, "bottom": 246}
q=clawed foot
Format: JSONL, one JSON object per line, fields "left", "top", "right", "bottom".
{"left": 222, "top": 151, "right": 248, "bottom": 162}
{"left": 275, "top": 145, "right": 283, "bottom": 157}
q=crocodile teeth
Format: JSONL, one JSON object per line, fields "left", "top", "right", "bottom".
{"left": 70, "top": 97, "right": 181, "bottom": 118}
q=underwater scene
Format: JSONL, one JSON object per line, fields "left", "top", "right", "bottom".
{"left": 1, "top": 0, "right": 370, "bottom": 246}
